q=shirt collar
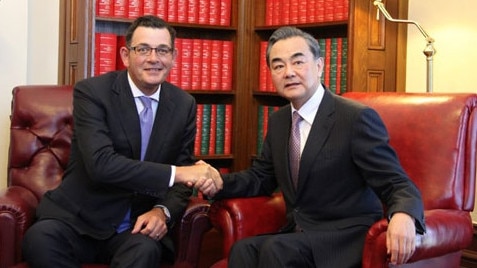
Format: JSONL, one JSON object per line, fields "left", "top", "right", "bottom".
{"left": 128, "top": 73, "right": 161, "bottom": 102}
{"left": 291, "top": 84, "right": 325, "bottom": 125}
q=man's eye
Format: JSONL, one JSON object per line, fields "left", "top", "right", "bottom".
{"left": 158, "top": 48, "right": 169, "bottom": 55}
{"left": 137, "top": 47, "right": 149, "bottom": 53}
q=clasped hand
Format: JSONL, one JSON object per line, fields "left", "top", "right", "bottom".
{"left": 175, "top": 160, "right": 223, "bottom": 197}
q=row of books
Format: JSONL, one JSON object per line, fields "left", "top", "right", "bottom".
{"left": 265, "top": 0, "right": 349, "bottom": 26}
{"left": 195, "top": 104, "right": 233, "bottom": 156}
{"left": 168, "top": 38, "right": 234, "bottom": 91}
{"left": 256, "top": 105, "right": 281, "bottom": 154}
{"left": 258, "top": 37, "right": 348, "bottom": 95}
{"left": 94, "top": 33, "right": 234, "bottom": 91}
{"left": 96, "top": 0, "right": 232, "bottom": 26}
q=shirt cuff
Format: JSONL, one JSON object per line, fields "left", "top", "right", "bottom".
{"left": 169, "top": 165, "right": 176, "bottom": 187}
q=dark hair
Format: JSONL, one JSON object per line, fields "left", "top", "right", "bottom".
{"left": 266, "top": 27, "right": 321, "bottom": 67}
{"left": 125, "top": 15, "right": 177, "bottom": 49}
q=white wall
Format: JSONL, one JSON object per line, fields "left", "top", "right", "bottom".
{"left": 406, "top": 0, "right": 477, "bottom": 93}
{"left": 0, "top": 0, "right": 59, "bottom": 188}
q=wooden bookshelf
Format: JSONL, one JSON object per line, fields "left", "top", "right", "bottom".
{"left": 58, "top": 0, "right": 409, "bottom": 173}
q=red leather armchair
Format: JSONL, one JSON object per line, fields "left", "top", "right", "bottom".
{"left": 0, "top": 85, "right": 212, "bottom": 268}
{"left": 209, "top": 92, "right": 477, "bottom": 268}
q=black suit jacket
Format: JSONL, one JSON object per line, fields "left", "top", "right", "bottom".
{"left": 216, "top": 89, "right": 425, "bottom": 240}
{"left": 36, "top": 71, "right": 196, "bottom": 252}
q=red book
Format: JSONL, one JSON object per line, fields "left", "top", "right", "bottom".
{"left": 96, "top": 32, "right": 117, "bottom": 75}
{"left": 224, "top": 104, "right": 233, "bottom": 155}
{"left": 198, "top": 0, "right": 209, "bottom": 25}
{"left": 180, "top": 38, "right": 193, "bottom": 90}
{"left": 290, "top": 0, "right": 299, "bottom": 24}
{"left": 209, "top": 0, "right": 220, "bottom": 25}
{"left": 259, "top": 41, "right": 268, "bottom": 92}
{"left": 168, "top": 38, "right": 182, "bottom": 85}
{"left": 188, "top": 0, "right": 199, "bottom": 24}
{"left": 191, "top": 39, "right": 203, "bottom": 90}
{"left": 194, "top": 104, "right": 203, "bottom": 156}
{"left": 282, "top": 0, "right": 290, "bottom": 25}
{"left": 94, "top": 34, "right": 100, "bottom": 75}
{"left": 272, "top": 0, "right": 281, "bottom": 25}
{"left": 167, "top": 0, "right": 178, "bottom": 22}
{"left": 128, "top": 0, "right": 143, "bottom": 19}
{"left": 156, "top": 0, "right": 168, "bottom": 20}
{"left": 221, "top": 41, "right": 233, "bottom": 91}
{"left": 262, "top": 105, "right": 269, "bottom": 140}
{"left": 113, "top": 0, "right": 128, "bottom": 18}
{"left": 177, "top": 0, "right": 188, "bottom": 23}
{"left": 97, "top": 0, "right": 114, "bottom": 17}
{"left": 208, "top": 104, "right": 217, "bottom": 155}
{"left": 143, "top": 0, "right": 156, "bottom": 15}
{"left": 334, "top": 0, "right": 345, "bottom": 21}
{"left": 116, "top": 35, "right": 127, "bottom": 70}
{"left": 316, "top": 0, "right": 325, "bottom": 22}
{"left": 298, "top": 0, "right": 307, "bottom": 24}
{"left": 324, "top": 0, "right": 334, "bottom": 21}
{"left": 210, "top": 40, "right": 222, "bottom": 91}
{"left": 324, "top": 38, "right": 331, "bottom": 87}
{"left": 265, "top": 0, "right": 273, "bottom": 26}
{"left": 219, "top": 0, "right": 231, "bottom": 26}
{"left": 307, "top": 0, "right": 316, "bottom": 23}
{"left": 201, "top": 39, "right": 212, "bottom": 90}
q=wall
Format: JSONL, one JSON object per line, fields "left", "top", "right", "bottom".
{"left": 406, "top": 0, "right": 477, "bottom": 94}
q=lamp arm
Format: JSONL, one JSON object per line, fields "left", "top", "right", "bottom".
{"left": 373, "top": 0, "right": 434, "bottom": 44}
{"left": 373, "top": 0, "right": 435, "bottom": 93}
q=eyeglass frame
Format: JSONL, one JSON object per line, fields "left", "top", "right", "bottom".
{"left": 128, "top": 45, "right": 174, "bottom": 57}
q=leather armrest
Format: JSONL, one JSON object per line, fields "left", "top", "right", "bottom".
{"left": 362, "top": 209, "right": 473, "bottom": 267}
{"left": 209, "top": 193, "right": 287, "bottom": 257}
{"left": 172, "top": 196, "right": 212, "bottom": 267}
{"left": 0, "top": 186, "right": 38, "bottom": 267}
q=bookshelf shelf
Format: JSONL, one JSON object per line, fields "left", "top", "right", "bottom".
{"left": 59, "top": 0, "right": 409, "bottom": 173}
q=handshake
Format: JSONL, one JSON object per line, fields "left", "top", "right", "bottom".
{"left": 175, "top": 160, "right": 223, "bottom": 197}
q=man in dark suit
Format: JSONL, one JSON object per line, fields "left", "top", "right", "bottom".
{"left": 22, "top": 16, "right": 220, "bottom": 267}
{"left": 198, "top": 27, "right": 425, "bottom": 267}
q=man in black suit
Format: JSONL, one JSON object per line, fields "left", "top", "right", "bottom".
{"left": 198, "top": 27, "right": 425, "bottom": 267}
{"left": 22, "top": 15, "right": 221, "bottom": 267}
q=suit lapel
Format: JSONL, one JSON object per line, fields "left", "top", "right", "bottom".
{"left": 297, "top": 90, "right": 336, "bottom": 190}
{"left": 113, "top": 72, "right": 142, "bottom": 160}
{"left": 145, "top": 82, "right": 176, "bottom": 161}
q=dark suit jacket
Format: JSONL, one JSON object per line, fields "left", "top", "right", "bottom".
{"left": 216, "top": 90, "right": 425, "bottom": 260}
{"left": 36, "top": 70, "right": 196, "bottom": 253}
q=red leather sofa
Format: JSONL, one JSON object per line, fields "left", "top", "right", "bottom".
{"left": 0, "top": 85, "right": 213, "bottom": 268}
{"left": 209, "top": 92, "right": 477, "bottom": 268}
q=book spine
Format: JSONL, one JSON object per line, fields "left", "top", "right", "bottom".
{"left": 177, "top": 0, "right": 188, "bottom": 23}
{"left": 97, "top": 0, "right": 114, "bottom": 17}
{"left": 208, "top": 104, "right": 217, "bottom": 155}
{"left": 167, "top": 0, "right": 178, "bottom": 22}
{"left": 210, "top": 40, "right": 222, "bottom": 91}
{"left": 209, "top": 0, "right": 220, "bottom": 25}
{"left": 201, "top": 39, "right": 212, "bottom": 90}
{"left": 336, "top": 37, "right": 342, "bottom": 94}
{"left": 198, "top": 0, "right": 209, "bottom": 25}
{"left": 265, "top": 0, "right": 273, "bottom": 26}
{"left": 156, "top": 0, "right": 168, "bottom": 19}
{"left": 200, "top": 104, "right": 211, "bottom": 155}
{"left": 181, "top": 38, "right": 193, "bottom": 90}
{"left": 329, "top": 38, "right": 338, "bottom": 93}
{"left": 143, "top": 0, "right": 156, "bottom": 15}
{"left": 259, "top": 41, "right": 268, "bottom": 92}
{"left": 224, "top": 104, "right": 232, "bottom": 155}
{"left": 113, "top": 0, "right": 128, "bottom": 18}
{"left": 221, "top": 41, "right": 233, "bottom": 91}
{"left": 128, "top": 0, "right": 143, "bottom": 19}
{"left": 257, "top": 105, "right": 264, "bottom": 154}
{"left": 116, "top": 35, "right": 127, "bottom": 70}
{"left": 191, "top": 39, "right": 203, "bottom": 91}
{"left": 340, "top": 37, "right": 348, "bottom": 94}
{"left": 220, "top": 0, "right": 231, "bottom": 26}
{"left": 194, "top": 104, "right": 203, "bottom": 156}
{"left": 215, "top": 104, "right": 225, "bottom": 154}
{"left": 168, "top": 38, "right": 182, "bottom": 85}
{"left": 96, "top": 32, "right": 117, "bottom": 76}
{"left": 187, "top": 0, "right": 199, "bottom": 24}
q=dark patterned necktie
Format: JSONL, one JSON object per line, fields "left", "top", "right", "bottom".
{"left": 289, "top": 111, "right": 302, "bottom": 189}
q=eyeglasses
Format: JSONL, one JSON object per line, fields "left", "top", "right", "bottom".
{"left": 129, "top": 45, "right": 173, "bottom": 57}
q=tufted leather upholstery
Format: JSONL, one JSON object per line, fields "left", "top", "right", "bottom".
{"left": 0, "top": 85, "right": 212, "bottom": 268}
{"left": 209, "top": 92, "right": 477, "bottom": 268}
